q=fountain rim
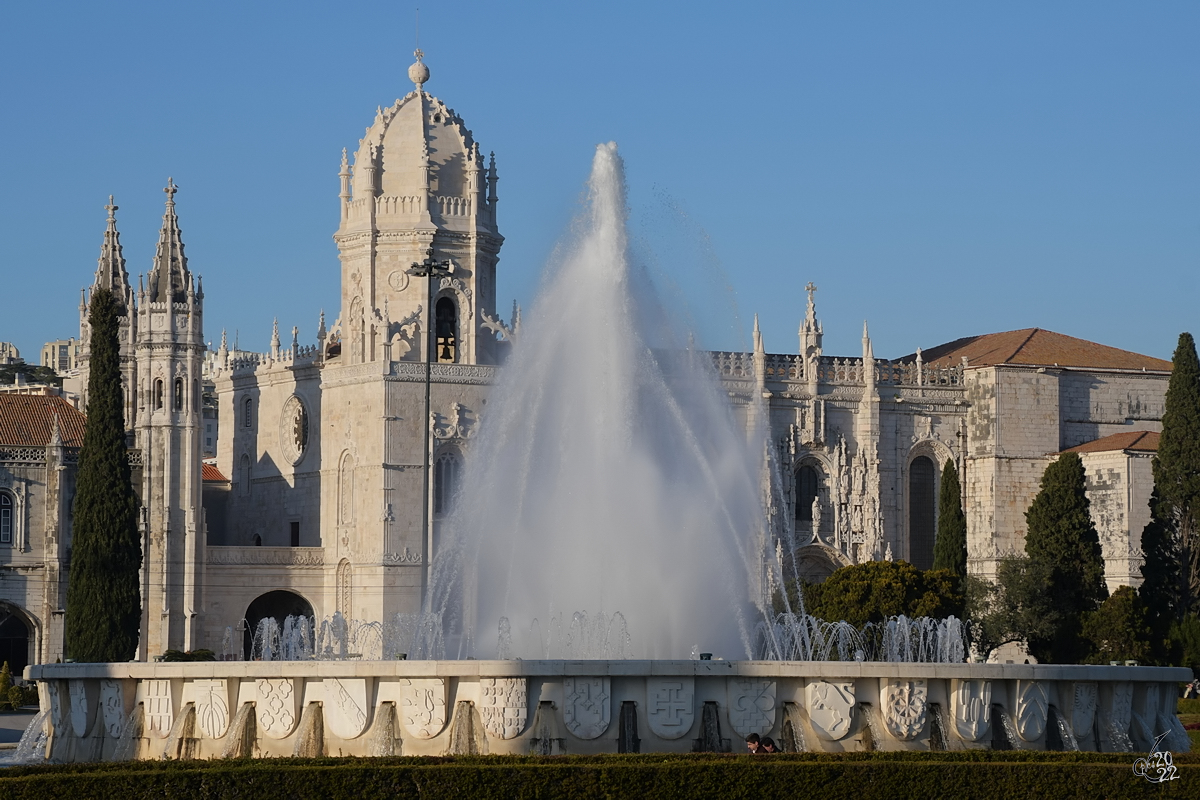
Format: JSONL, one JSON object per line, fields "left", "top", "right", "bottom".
{"left": 27, "top": 661, "right": 1191, "bottom": 683}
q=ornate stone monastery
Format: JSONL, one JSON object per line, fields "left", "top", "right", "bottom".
{"left": 0, "top": 53, "right": 1173, "bottom": 666}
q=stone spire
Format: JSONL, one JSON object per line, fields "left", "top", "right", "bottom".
{"left": 753, "top": 313, "right": 766, "bottom": 394}
{"left": 270, "top": 317, "right": 281, "bottom": 360}
{"left": 94, "top": 196, "right": 132, "bottom": 312}
{"left": 148, "top": 178, "right": 192, "bottom": 303}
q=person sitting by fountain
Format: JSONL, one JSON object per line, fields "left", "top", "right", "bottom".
{"left": 760, "top": 736, "right": 778, "bottom": 753}
{"left": 745, "top": 733, "right": 761, "bottom": 753}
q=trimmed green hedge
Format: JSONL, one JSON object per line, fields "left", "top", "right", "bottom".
{"left": 1, "top": 753, "right": 1196, "bottom": 800}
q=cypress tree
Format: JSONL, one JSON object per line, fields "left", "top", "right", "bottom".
{"left": 1147, "top": 332, "right": 1200, "bottom": 620}
{"left": 933, "top": 459, "right": 967, "bottom": 581}
{"left": 1024, "top": 452, "right": 1107, "bottom": 663}
{"left": 65, "top": 288, "right": 141, "bottom": 661}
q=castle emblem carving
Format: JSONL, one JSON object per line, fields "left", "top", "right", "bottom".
{"left": 563, "top": 677, "right": 610, "bottom": 740}
{"left": 479, "top": 677, "right": 527, "bottom": 740}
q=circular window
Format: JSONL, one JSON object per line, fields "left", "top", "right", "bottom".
{"left": 279, "top": 395, "right": 309, "bottom": 465}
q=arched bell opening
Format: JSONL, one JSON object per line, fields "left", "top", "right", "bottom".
{"left": 435, "top": 297, "right": 458, "bottom": 363}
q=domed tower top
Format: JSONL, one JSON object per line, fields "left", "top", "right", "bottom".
{"left": 336, "top": 50, "right": 499, "bottom": 238}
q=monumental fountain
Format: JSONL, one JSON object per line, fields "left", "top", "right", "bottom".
{"left": 22, "top": 144, "right": 1192, "bottom": 761}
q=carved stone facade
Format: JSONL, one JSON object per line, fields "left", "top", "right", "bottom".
{"left": 8, "top": 51, "right": 1175, "bottom": 669}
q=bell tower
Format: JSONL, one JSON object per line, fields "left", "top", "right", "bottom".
{"left": 333, "top": 50, "right": 504, "bottom": 367}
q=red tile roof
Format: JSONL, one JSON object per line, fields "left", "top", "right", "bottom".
{"left": 0, "top": 393, "right": 86, "bottom": 447}
{"left": 1064, "top": 430, "right": 1160, "bottom": 454}
{"left": 909, "top": 328, "right": 1171, "bottom": 372}
{"left": 201, "top": 462, "right": 229, "bottom": 482}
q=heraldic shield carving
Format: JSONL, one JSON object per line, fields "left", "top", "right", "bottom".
{"left": 142, "top": 679, "right": 174, "bottom": 739}
{"left": 727, "top": 679, "right": 776, "bottom": 738}
{"left": 563, "top": 677, "right": 611, "bottom": 740}
{"left": 1069, "top": 682, "right": 1097, "bottom": 741}
{"left": 191, "top": 679, "right": 231, "bottom": 739}
{"left": 400, "top": 678, "right": 447, "bottom": 739}
{"left": 881, "top": 679, "right": 927, "bottom": 741}
{"left": 647, "top": 678, "right": 695, "bottom": 739}
{"left": 69, "top": 679, "right": 95, "bottom": 738}
{"left": 324, "top": 678, "right": 369, "bottom": 740}
{"left": 100, "top": 679, "right": 126, "bottom": 739}
{"left": 479, "top": 678, "right": 527, "bottom": 740}
{"left": 1014, "top": 680, "right": 1048, "bottom": 742}
{"left": 951, "top": 679, "right": 991, "bottom": 741}
{"left": 256, "top": 678, "right": 299, "bottom": 739}
{"left": 806, "top": 680, "right": 854, "bottom": 741}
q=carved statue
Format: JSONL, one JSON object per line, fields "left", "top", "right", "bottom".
{"left": 811, "top": 496, "right": 822, "bottom": 543}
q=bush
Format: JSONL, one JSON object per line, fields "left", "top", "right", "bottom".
{"left": 159, "top": 649, "right": 217, "bottom": 663}
{"left": 799, "top": 561, "right": 964, "bottom": 626}
{"left": 0, "top": 753, "right": 1194, "bottom": 800}
{"left": 1082, "top": 586, "right": 1152, "bottom": 664}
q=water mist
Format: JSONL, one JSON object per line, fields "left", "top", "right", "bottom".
{"left": 428, "top": 143, "right": 766, "bottom": 659}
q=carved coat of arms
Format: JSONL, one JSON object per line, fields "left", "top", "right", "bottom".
{"left": 191, "top": 679, "right": 230, "bottom": 739}
{"left": 69, "top": 679, "right": 94, "bottom": 738}
{"left": 1014, "top": 680, "right": 1048, "bottom": 742}
{"left": 143, "top": 679, "right": 174, "bottom": 739}
{"left": 881, "top": 679, "right": 927, "bottom": 741}
{"left": 401, "top": 678, "right": 447, "bottom": 739}
{"left": 256, "top": 678, "right": 298, "bottom": 739}
{"left": 727, "top": 679, "right": 776, "bottom": 738}
{"left": 324, "top": 678, "right": 369, "bottom": 740}
{"left": 951, "top": 679, "right": 991, "bottom": 742}
{"left": 647, "top": 678, "right": 695, "bottom": 740}
{"left": 563, "top": 677, "right": 611, "bottom": 740}
{"left": 479, "top": 678, "right": 527, "bottom": 740}
{"left": 100, "top": 679, "right": 126, "bottom": 739}
{"left": 1070, "top": 682, "right": 1097, "bottom": 741}
{"left": 806, "top": 680, "right": 854, "bottom": 741}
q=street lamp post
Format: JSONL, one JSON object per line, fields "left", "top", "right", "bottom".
{"left": 407, "top": 246, "right": 453, "bottom": 598}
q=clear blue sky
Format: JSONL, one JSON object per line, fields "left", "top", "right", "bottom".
{"left": 2, "top": 1, "right": 1196, "bottom": 362}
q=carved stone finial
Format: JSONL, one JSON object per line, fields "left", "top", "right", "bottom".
{"left": 409, "top": 48, "right": 430, "bottom": 90}
{"left": 164, "top": 178, "right": 178, "bottom": 204}
{"left": 105, "top": 195, "right": 118, "bottom": 222}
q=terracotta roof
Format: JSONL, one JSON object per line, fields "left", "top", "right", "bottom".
{"left": 0, "top": 393, "right": 86, "bottom": 447}
{"left": 201, "top": 462, "right": 229, "bottom": 482}
{"left": 1064, "top": 430, "right": 1160, "bottom": 454}
{"left": 908, "top": 328, "right": 1171, "bottom": 372}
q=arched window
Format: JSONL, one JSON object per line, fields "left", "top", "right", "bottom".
{"left": 435, "top": 297, "right": 458, "bottom": 363}
{"left": 154, "top": 379, "right": 164, "bottom": 410}
{"left": 434, "top": 453, "right": 458, "bottom": 515}
{"left": 909, "top": 456, "right": 937, "bottom": 569}
{"left": 339, "top": 452, "right": 355, "bottom": 524}
{"left": 193, "top": 380, "right": 199, "bottom": 412}
{"left": 0, "top": 493, "right": 12, "bottom": 545}
{"left": 795, "top": 465, "right": 819, "bottom": 522}
{"left": 173, "top": 378, "right": 183, "bottom": 411}
{"left": 240, "top": 453, "right": 252, "bottom": 497}
{"left": 253, "top": 534, "right": 262, "bottom": 547}
{"left": 243, "top": 397, "right": 253, "bottom": 428}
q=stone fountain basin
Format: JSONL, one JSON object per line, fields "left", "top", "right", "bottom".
{"left": 26, "top": 661, "right": 1190, "bottom": 760}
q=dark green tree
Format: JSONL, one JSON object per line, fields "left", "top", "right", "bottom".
{"left": 64, "top": 288, "right": 141, "bottom": 661}
{"left": 1081, "top": 586, "right": 1153, "bottom": 665}
{"left": 933, "top": 459, "right": 967, "bottom": 582}
{"left": 1023, "top": 452, "right": 1108, "bottom": 663}
{"left": 965, "top": 557, "right": 1058, "bottom": 661}
{"left": 1138, "top": 493, "right": 1181, "bottom": 663}
{"left": 1144, "top": 332, "right": 1200, "bottom": 622}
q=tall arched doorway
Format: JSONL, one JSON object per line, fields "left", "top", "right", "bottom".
{"left": 243, "top": 590, "right": 314, "bottom": 660}
{"left": 908, "top": 456, "right": 937, "bottom": 569}
{"left": 0, "top": 605, "right": 31, "bottom": 675}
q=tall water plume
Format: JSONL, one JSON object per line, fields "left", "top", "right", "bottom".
{"left": 429, "top": 143, "right": 765, "bottom": 659}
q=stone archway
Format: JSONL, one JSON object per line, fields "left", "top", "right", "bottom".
{"left": 0, "top": 604, "right": 33, "bottom": 675}
{"left": 792, "top": 543, "right": 852, "bottom": 587}
{"left": 242, "top": 590, "right": 315, "bottom": 660}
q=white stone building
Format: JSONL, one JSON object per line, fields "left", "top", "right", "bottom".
{"left": 0, "top": 52, "right": 1176, "bottom": 664}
